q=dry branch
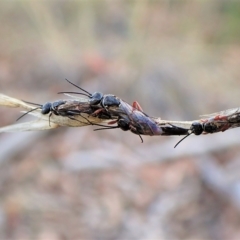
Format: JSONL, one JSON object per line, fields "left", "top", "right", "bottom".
{"left": 0, "top": 92, "right": 238, "bottom": 148}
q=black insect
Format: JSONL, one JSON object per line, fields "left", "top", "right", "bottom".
{"left": 16, "top": 100, "right": 67, "bottom": 125}
{"left": 17, "top": 99, "right": 114, "bottom": 128}
{"left": 173, "top": 121, "right": 219, "bottom": 148}
{"left": 16, "top": 78, "right": 123, "bottom": 129}
{"left": 58, "top": 78, "right": 121, "bottom": 111}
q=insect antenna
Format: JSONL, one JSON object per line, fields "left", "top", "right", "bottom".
{"left": 16, "top": 107, "right": 41, "bottom": 121}
{"left": 22, "top": 100, "right": 42, "bottom": 106}
{"left": 64, "top": 78, "right": 92, "bottom": 96}
{"left": 94, "top": 126, "right": 120, "bottom": 131}
{"left": 174, "top": 132, "right": 192, "bottom": 148}
{"left": 57, "top": 91, "right": 90, "bottom": 98}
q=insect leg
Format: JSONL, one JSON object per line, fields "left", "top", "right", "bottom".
{"left": 48, "top": 112, "right": 52, "bottom": 127}
{"left": 66, "top": 111, "right": 115, "bottom": 128}
{"left": 132, "top": 101, "right": 144, "bottom": 112}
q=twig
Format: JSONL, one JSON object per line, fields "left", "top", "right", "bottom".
{"left": 0, "top": 92, "right": 239, "bottom": 149}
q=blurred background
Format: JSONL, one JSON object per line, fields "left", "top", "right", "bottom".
{"left": 1, "top": 1, "right": 240, "bottom": 239}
